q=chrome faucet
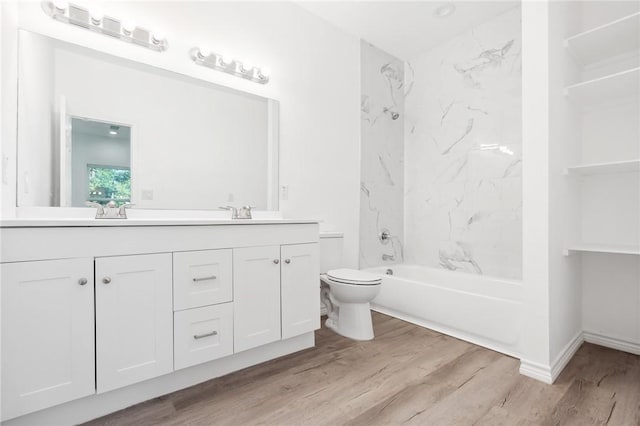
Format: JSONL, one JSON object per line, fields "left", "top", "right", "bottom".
{"left": 86, "top": 200, "right": 133, "bottom": 219}
{"left": 219, "top": 205, "right": 254, "bottom": 219}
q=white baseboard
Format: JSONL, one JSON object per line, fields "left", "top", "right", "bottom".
{"left": 519, "top": 359, "right": 553, "bottom": 384}
{"left": 550, "top": 331, "right": 584, "bottom": 381}
{"left": 584, "top": 331, "right": 640, "bottom": 355}
{"left": 520, "top": 331, "right": 583, "bottom": 384}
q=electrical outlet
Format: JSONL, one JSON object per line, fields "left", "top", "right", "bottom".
{"left": 141, "top": 189, "right": 154, "bottom": 200}
{"left": 227, "top": 193, "right": 235, "bottom": 202}
{"left": 281, "top": 185, "right": 289, "bottom": 200}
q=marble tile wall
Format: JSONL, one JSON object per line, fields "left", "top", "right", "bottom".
{"left": 359, "top": 41, "right": 405, "bottom": 268}
{"left": 404, "top": 7, "right": 522, "bottom": 279}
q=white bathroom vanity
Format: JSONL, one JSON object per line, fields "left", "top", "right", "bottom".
{"left": 0, "top": 219, "right": 320, "bottom": 424}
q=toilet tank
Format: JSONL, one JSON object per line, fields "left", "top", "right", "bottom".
{"left": 319, "top": 231, "right": 344, "bottom": 273}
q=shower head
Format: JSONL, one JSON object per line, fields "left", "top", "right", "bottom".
{"left": 383, "top": 107, "right": 400, "bottom": 120}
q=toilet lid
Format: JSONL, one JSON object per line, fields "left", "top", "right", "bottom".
{"left": 327, "top": 268, "right": 382, "bottom": 285}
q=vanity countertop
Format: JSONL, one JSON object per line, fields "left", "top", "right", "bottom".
{"left": 0, "top": 218, "right": 320, "bottom": 228}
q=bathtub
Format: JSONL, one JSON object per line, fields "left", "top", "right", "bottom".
{"left": 366, "top": 265, "right": 522, "bottom": 358}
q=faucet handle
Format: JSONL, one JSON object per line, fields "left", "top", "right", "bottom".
{"left": 118, "top": 202, "right": 134, "bottom": 219}
{"left": 85, "top": 201, "right": 105, "bottom": 218}
{"left": 219, "top": 205, "right": 238, "bottom": 218}
{"left": 238, "top": 205, "right": 255, "bottom": 219}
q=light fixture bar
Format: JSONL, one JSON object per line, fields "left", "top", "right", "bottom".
{"left": 189, "top": 47, "right": 270, "bottom": 84}
{"left": 41, "top": 1, "right": 168, "bottom": 52}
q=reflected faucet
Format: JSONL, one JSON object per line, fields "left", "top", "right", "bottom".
{"left": 382, "top": 254, "right": 395, "bottom": 262}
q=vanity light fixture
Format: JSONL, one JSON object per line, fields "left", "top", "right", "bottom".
{"left": 190, "top": 46, "right": 270, "bottom": 84}
{"left": 109, "top": 125, "right": 119, "bottom": 136}
{"left": 41, "top": 1, "right": 169, "bottom": 52}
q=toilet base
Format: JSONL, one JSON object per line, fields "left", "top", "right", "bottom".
{"left": 325, "top": 302, "right": 374, "bottom": 341}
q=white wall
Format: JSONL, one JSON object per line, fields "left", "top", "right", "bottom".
{"left": 547, "top": 0, "right": 583, "bottom": 367}
{"left": 1, "top": 2, "right": 18, "bottom": 219}
{"left": 5, "top": 1, "right": 361, "bottom": 267}
{"left": 520, "top": 0, "right": 552, "bottom": 382}
{"left": 16, "top": 30, "right": 55, "bottom": 207}
{"left": 359, "top": 41, "right": 404, "bottom": 268}
{"left": 404, "top": 7, "right": 522, "bottom": 280}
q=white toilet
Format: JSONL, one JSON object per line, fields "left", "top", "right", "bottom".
{"left": 319, "top": 232, "right": 382, "bottom": 341}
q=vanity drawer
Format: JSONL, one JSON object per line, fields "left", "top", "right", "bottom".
{"left": 173, "top": 249, "right": 233, "bottom": 310}
{"left": 174, "top": 303, "right": 234, "bottom": 371}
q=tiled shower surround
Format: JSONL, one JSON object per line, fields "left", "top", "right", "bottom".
{"left": 359, "top": 41, "right": 405, "bottom": 268}
{"left": 404, "top": 7, "right": 522, "bottom": 279}
{"left": 359, "top": 7, "right": 522, "bottom": 279}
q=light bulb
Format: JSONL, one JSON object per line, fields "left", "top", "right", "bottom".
{"left": 52, "top": 0, "right": 68, "bottom": 11}
{"left": 197, "top": 45, "right": 211, "bottom": 59}
{"left": 241, "top": 61, "right": 255, "bottom": 73}
{"left": 122, "top": 20, "right": 136, "bottom": 34}
{"left": 151, "top": 30, "right": 165, "bottom": 45}
{"left": 259, "top": 67, "right": 271, "bottom": 79}
{"left": 434, "top": 3, "right": 456, "bottom": 18}
{"left": 90, "top": 9, "right": 104, "bottom": 25}
{"left": 219, "top": 53, "right": 233, "bottom": 66}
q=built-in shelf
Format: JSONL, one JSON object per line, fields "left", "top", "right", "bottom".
{"left": 564, "top": 244, "right": 640, "bottom": 256}
{"left": 565, "top": 12, "right": 640, "bottom": 66}
{"left": 565, "top": 159, "right": 640, "bottom": 175}
{"left": 564, "top": 67, "right": 640, "bottom": 103}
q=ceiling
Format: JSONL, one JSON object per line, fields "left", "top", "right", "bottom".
{"left": 72, "top": 118, "right": 131, "bottom": 142}
{"left": 296, "top": 1, "right": 520, "bottom": 60}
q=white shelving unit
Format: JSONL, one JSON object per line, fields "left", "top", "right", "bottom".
{"left": 565, "top": 12, "right": 640, "bottom": 66}
{"left": 564, "top": 67, "right": 640, "bottom": 102}
{"left": 564, "top": 244, "right": 640, "bottom": 256}
{"left": 565, "top": 159, "right": 640, "bottom": 175}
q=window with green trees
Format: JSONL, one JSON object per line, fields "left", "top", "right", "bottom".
{"left": 87, "top": 165, "right": 131, "bottom": 203}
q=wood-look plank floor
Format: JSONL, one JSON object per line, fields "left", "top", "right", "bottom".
{"left": 86, "top": 313, "right": 640, "bottom": 426}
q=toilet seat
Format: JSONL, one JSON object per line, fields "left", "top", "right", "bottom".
{"left": 326, "top": 268, "right": 382, "bottom": 286}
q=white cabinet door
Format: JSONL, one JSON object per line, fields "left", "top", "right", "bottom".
{"left": 233, "top": 246, "right": 281, "bottom": 352}
{"left": 95, "top": 253, "right": 173, "bottom": 393}
{"left": 1, "top": 258, "right": 95, "bottom": 421}
{"left": 173, "top": 249, "right": 233, "bottom": 310}
{"left": 281, "top": 243, "right": 320, "bottom": 339}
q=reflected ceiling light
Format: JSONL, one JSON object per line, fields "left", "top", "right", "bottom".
{"left": 41, "top": 1, "right": 169, "bottom": 52}
{"left": 109, "top": 125, "right": 119, "bottom": 136}
{"left": 52, "top": 0, "right": 68, "bottom": 12}
{"left": 434, "top": 3, "right": 456, "bottom": 18}
{"left": 190, "top": 47, "right": 270, "bottom": 84}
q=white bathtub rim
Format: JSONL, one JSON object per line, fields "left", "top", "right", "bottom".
{"left": 368, "top": 266, "right": 522, "bottom": 304}
{"left": 365, "top": 264, "right": 523, "bottom": 288}
{"left": 371, "top": 304, "right": 522, "bottom": 360}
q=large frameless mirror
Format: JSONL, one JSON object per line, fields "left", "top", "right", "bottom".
{"left": 16, "top": 30, "right": 279, "bottom": 210}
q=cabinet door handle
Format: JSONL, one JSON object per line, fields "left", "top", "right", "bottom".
{"left": 78, "top": 278, "right": 88, "bottom": 286}
{"left": 192, "top": 275, "right": 217, "bottom": 282}
{"left": 273, "top": 259, "right": 280, "bottom": 264}
{"left": 193, "top": 330, "right": 218, "bottom": 340}
{"left": 284, "top": 259, "right": 291, "bottom": 264}
{"left": 102, "top": 277, "right": 112, "bottom": 284}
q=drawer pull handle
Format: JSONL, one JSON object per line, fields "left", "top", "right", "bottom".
{"left": 193, "top": 331, "right": 218, "bottom": 340}
{"left": 78, "top": 278, "right": 88, "bottom": 286}
{"left": 102, "top": 277, "right": 111, "bottom": 284}
{"left": 192, "top": 275, "right": 217, "bottom": 282}
{"left": 273, "top": 259, "right": 280, "bottom": 264}
{"left": 284, "top": 259, "right": 291, "bottom": 264}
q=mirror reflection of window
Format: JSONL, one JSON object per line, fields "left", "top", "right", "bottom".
{"left": 87, "top": 165, "right": 131, "bottom": 203}
{"left": 70, "top": 118, "right": 132, "bottom": 207}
